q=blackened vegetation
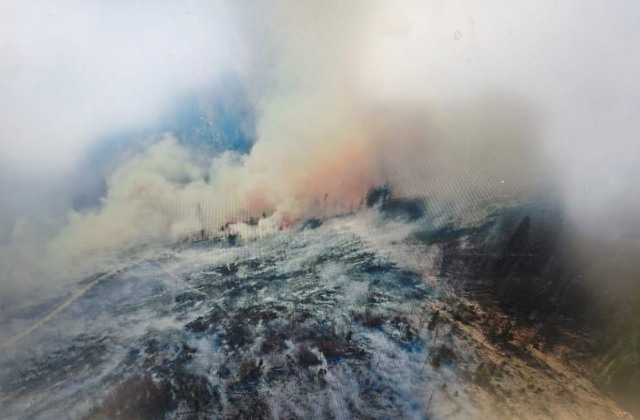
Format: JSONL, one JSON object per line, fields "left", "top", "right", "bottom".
{"left": 295, "top": 345, "right": 321, "bottom": 367}
{"left": 174, "top": 291, "right": 207, "bottom": 311}
{"left": 289, "top": 321, "right": 368, "bottom": 363}
{"left": 85, "top": 375, "right": 174, "bottom": 419}
{"left": 427, "top": 310, "right": 440, "bottom": 331}
{"left": 238, "top": 357, "right": 264, "bottom": 384}
{"left": 86, "top": 335, "right": 221, "bottom": 420}
{"left": 429, "top": 344, "right": 457, "bottom": 369}
{"left": 450, "top": 302, "right": 480, "bottom": 325}
{"left": 300, "top": 218, "right": 323, "bottom": 230}
{"left": 473, "top": 362, "right": 498, "bottom": 390}
{"left": 0, "top": 335, "right": 108, "bottom": 396}
{"left": 390, "top": 315, "right": 422, "bottom": 350}
{"left": 4, "top": 226, "right": 450, "bottom": 418}
{"left": 427, "top": 207, "right": 592, "bottom": 353}
{"left": 366, "top": 185, "right": 428, "bottom": 221}
{"left": 357, "top": 311, "right": 386, "bottom": 329}
{"left": 92, "top": 233, "right": 428, "bottom": 418}
{"left": 425, "top": 206, "right": 589, "bottom": 328}
{"left": 221, "top": 318, "right": 253, "bottom": 348}
{"left": 426, "top": 204, "right": 640, "bottom": 415}
{"left": 185, "top": 306, "right": 226, "bottom": 333}
{"left": 487, "top": 320, "right": 515, "bottom": 344}
{"left": 227, "top": 357, "right": 270, "bottom": 419}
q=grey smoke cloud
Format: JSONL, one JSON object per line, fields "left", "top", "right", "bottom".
{"left": 1, "top": 0, "right": 639, "bottom": 299}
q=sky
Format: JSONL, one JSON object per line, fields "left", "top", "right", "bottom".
{"left": 1, "top": 0, "right": 640, "bottom": 295}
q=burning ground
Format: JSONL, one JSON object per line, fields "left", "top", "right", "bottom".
{"left": 0, "top": 207, "right": 631, "bottom": 419}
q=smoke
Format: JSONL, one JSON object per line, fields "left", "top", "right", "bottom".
{"left": 1, "top": 0, "right": 640, "bottom": 300}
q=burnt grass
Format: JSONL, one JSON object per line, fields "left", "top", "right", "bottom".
{"left": 416, "top": 204, "right": 587, "bottom": 332}
{"left": 0, "top": 335, "right": 109, "bottom": 396}
{"left": 64, "top": 233, "right": 433, "bottom": 417}
{"left": 423, "top": 205, "right": 589, "bottom": 323}
{"left": 429, "top": 344, "right": 457, "bottom": 369}
{"left": 422, "top": 202, "right": 640, "bottom": 416}
{"left": 3, "top": 223, "right": 455, "bottom": 419}
{"left": 6, "top": 198, "right": 638, "bottom": 417}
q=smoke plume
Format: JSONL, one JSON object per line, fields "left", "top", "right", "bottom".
{"left": 1, "top": 0, "right": 639, "bottom": 302}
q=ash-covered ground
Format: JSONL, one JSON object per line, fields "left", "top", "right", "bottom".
{"left": 0, "top": 210, "right": 630, "bottom": 419}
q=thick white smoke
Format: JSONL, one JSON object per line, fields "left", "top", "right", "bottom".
{"left": 1, "top": 0, "right": 639, "bottom": 300}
